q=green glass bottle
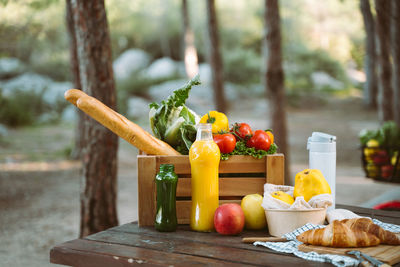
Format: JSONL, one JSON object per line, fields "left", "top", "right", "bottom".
{"left": 155, "top": 164, "right": 178, "bottom": 232}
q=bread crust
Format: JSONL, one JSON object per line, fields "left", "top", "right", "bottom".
{"left": 65, "top": 89, "right": 180, "bottom": 156}
{"left": 341, "top": 218, "right": 400, "bottom": 245}
{"left": 297, "top": 220, "right": 380, "bottom": 248}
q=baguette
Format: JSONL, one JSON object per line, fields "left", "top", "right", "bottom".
{"left": 341, "top": 218, "right": 400, "bottom": 245}
{"left": 64, "top": 89, "right": 180, "bottom": 156}
{"left": 297, "top": 220, "right": 380, "bottom": 248}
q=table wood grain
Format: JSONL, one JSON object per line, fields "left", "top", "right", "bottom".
{"left": 50, "top": 204, "right": 400, "bottom": 266}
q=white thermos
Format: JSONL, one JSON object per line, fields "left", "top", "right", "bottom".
{"left": 307, "top": 132, "right": 336, "bottom": 210}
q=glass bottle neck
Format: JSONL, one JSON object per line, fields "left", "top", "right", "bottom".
{"left": 159, "top": 164, "right": 175, "bottom": 173}
{"left": 196, "top": 123, "right": 213, "bottom": 141}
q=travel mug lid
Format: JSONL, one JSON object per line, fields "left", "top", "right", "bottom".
{"left": 307, "top": 132, "right": 336, "bottom": 152}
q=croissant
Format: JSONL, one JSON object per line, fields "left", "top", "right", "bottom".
{"left": 297, "top": 220, "right": 380, "bottom": 247}
{"left": 341, "top": 218, "right": 400, "bottom": 245}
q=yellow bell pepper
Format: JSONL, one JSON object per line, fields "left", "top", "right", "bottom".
{"left": 293, "top": 169, "right": 331, "bottom": 202}
{"left": 200, "top": 111, "right": 229, "bottom": 134}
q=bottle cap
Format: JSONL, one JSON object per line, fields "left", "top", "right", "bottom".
{"left": 307, "top": 132, "right": 336, "bottom": 153}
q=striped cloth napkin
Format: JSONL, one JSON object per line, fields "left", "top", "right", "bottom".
{"left": 254, "top": 219, "right": 400, "bottom": 267}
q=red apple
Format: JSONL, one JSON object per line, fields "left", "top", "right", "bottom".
{"left": 381, "top": 165, "right": 394, "bottom": 179}
{"left": 214, "top": 203, "right": 245, "bottom": 235}
{"left": 372, "top": 150, "right": 390, "bottom": 165}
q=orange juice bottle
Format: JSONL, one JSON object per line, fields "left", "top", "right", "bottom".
{"left": 189, "top": 123, "right": 220, "bottom": 232}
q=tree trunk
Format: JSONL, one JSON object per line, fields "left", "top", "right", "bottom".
{"left": 182, "top": 0, "right": 199, "bottom": 78}
{"left": 391, "top": 0, "right": 400, "bottom": 126}
{"left": 159, "top": 0, "right": 171, "bottom": 58}
{"left": 264, "top": 0, "right": 290, "bottom": 184}
{"left": 206, "top": 0, "right": 227, "bottom": 113}
{"left": 360, "top": 0, "right": 378, "bottom": 109}
{"left": 66, "top": 0, "right": 84, "bottom": 160}
{"left": 375, "top": 0, "right": 394, "bottom": 122}
{"left": 70, "top": 0, "right": 119, "bottom": 237}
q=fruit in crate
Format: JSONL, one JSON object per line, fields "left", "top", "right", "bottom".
{"left": 366, "top": 163, "right": 379, "bottom": 178}
{"left": 246, "top": 130, "right": 271, "bottom": 151}
{"left": 213, "top": 133, "right": 236, "bottom": 153}
{"left": 241, "top": 194, "right": 267, "bottom": 230}
{"left": 366, "top": 139, "right": 379, "bottom": 147}
{"left": 372, "top": 150, "right": 390, "bottom": 165}
{"left": 363, "top": 147, "right": 378, "bottom": 162}
{"left": 293, "top": 169, "right": 331, "bottom": 202}
{"left": 214, "top": 203, "right": 245, "bottom": 235}
{"left": 381, "top": 165, "right": 394, "bottom": 179}
{"left": 271, "top": 191, "right": 294, "bottom": 205}
{"left": 200, "top": 111, "right": 229, "bottom": 134}
{"left": 231, "top": 123, "right": 253, "bottom": 141}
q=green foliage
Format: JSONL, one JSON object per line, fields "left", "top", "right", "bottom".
{"left": 350, "top": 40, "right": 365, "bottom": 71}
{"left": 223, "top": 48, "right": 261, "bottom": 84}
{"left": 221, "top": 141, "right": 278, "bottom": 160}
{"left": 284, "top": 46, "right": 349, "bottom": 92}
{"left": 149, "top": 75, "right": 201, "bottom": 154}
{"left": 0, "top": 89, "right": 48, "bottom": 127}
{"left": 359, "top": 121, "right": 400, "bottom": 148}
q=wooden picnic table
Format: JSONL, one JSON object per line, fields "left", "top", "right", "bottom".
{"left": 50, "top": 204, "right": 400, "bottom": 266}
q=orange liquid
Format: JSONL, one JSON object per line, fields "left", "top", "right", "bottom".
{"left": 189, "top": 140, "right": 220, "bottom": 231}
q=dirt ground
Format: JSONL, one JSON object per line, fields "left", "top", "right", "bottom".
{"left": 1, "top": 96, "right": 399, "bottom": 266}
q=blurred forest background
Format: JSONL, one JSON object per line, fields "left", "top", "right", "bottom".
{"left": 0, "top": 0, "right": 366, "bottom": 128}
{"left": 1, "top": 0, "right": 400, "bottom": 266}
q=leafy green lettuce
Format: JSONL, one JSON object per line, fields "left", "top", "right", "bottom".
{"left": 220, "top": 141, "right": 278, "bottom": 160}
{"left": 149, "top": 75, "right": 201, "bottom": 154}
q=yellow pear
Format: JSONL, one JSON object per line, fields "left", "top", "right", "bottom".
{"left": 241, "top": 194, "right": 267, "bottom": 230}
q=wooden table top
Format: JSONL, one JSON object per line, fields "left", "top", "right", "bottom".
{"left": 50, "top": 205, "right": 400, "bottom": 267}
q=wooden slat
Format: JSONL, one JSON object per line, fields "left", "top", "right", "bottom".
{"left": 111, "top": 222, "right": 271, "bottom": 251}
{"left": 137, "top": 155, "right": 157, "bottom": 226}
{"left": 176, "top": 199, "right": 242, "bottom": 224}
{"left": 298, "top": 244, "right": 400, "bottom": 265}
{"left": 50, "top": 239, "right": 245, "bottom": 267}
{"left": 157, "top": 155, "right": 266, "bottom": 174}
{"left": 85, "top": 227, "right": 327, "bottom": 267}
{"left": 266, "top": 153, "right": 284, "bottom": 185}
{"left": 177, "top": 177, "right": 265, "bottom": 197}
{"left": 157, "top": 155, "right": 190, "bottom": 174}
{"left": 220, "top": 155, "right": 266, "bottom": 173}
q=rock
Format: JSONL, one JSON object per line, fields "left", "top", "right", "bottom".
{"left": 347, "top": 68, "right": 366, "bottom": 85}
{"left": 61, "top": 105, "right": 77, "bottom": 122}
{"left": 37, "top": 111, "right": 59, "bottom": 124}
{"left": 1, "top": 72, "right": 72, "bottom": 107}
{"left": 0, "top": 124, "right": 8, "bottom": 137}
{"left": 311, "top": 71, "right": 344, "bottom": 90}
{"left": 198, "top": 63, "right": 212, "bottom": 84}
{"left": 127, "top": 97, "right": 151, "bottom": 119}
{"left": 113, "top": 49, "right": 151, "bottom": 81}
{"left": 0, "top": 57, "right": 25, "bottom": 78}
{"left": 1, "top": 72, "right": 52, "bottom": 97}
{"left": 144, "top": 57, "right": 179, "bottom": 80}
{"left": 42, "top": 81, "right": 72, "bottom": 106}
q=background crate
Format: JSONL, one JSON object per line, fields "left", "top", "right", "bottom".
{"left": 137, "top": 154, "right": 284, "bottom": 226}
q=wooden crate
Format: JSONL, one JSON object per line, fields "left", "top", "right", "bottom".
{"left": 137, "top": 154, "right": 285, "bottom": 226}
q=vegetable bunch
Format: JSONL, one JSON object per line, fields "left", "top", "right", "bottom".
{"left": 359, "top": 121, "right": 400, "bottom": 149}
{"left": 213, "top": 122, "right": 278, "bottom": 160}
{"left": 149, "top": 75, "right": 201, "bottom": 154}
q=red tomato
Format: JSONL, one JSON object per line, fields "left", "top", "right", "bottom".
{"left": 232, "top": 123, "right": 253, "bottom": 141}
{"left": 213, "top": 133, "right": 236, "bottom": 153}
{"left": 247, "top": 130, "right": 271, "bottom": 151}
